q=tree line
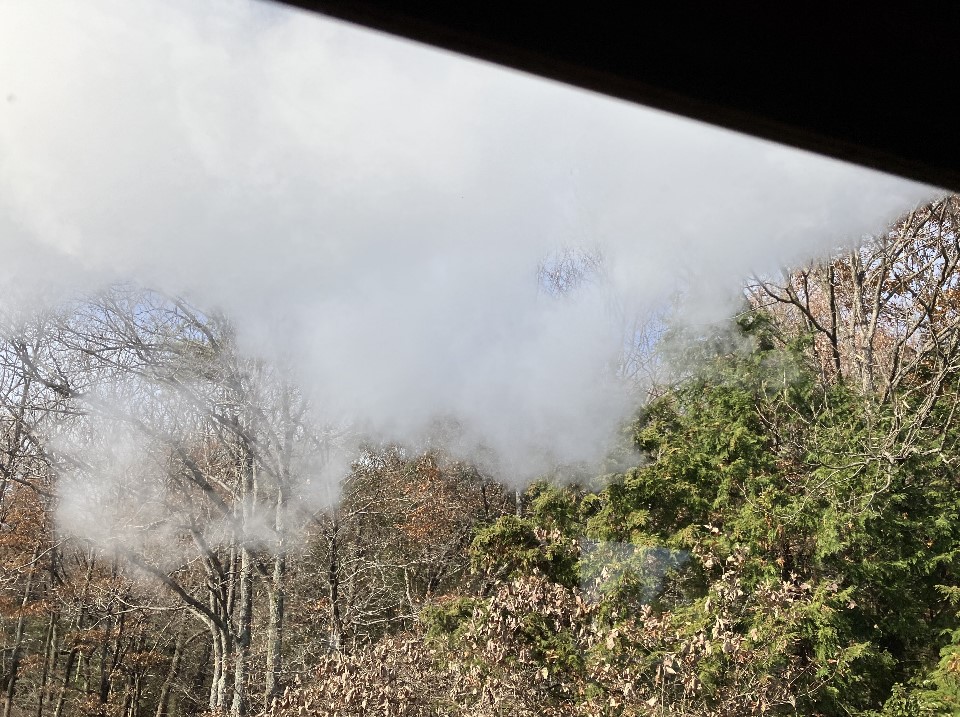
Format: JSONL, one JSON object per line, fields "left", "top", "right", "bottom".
{"left": 0, "top": 288, "right": 515, "bottom": 716}
{"left": 4, "top": 195, "right": 960, "bottom": 716}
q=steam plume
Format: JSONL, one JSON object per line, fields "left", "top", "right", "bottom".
{"left": 0, "top": 0, "right": 939, "bottom": 482}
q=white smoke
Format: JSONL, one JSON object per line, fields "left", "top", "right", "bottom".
{"left": 0, "top": 0, "right": 940, "bottom": 482}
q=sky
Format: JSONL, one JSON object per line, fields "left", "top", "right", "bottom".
{"left": 0, "top": 0, "right": 941, "bottom": 483}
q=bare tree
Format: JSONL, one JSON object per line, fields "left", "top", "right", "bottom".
{"left": 748, "top": 196, "right": 960, "bottom": 466}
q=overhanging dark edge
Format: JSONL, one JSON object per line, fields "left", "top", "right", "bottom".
{"left": 269, "top": 0, "right": 960, "bottom": 191}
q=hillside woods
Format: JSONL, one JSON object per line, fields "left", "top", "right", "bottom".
{"left": 3, "top": 197, "right": 960, "bottom": 716}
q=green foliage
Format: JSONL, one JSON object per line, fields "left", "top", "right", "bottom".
{"left": 576, "top": 312, "right": 960, "bottom": 714}
{"left": 527, "top": 482, "right": 584, "bottom": 533}
{"left": 470, "top": 514, "right": 580, "bottom": 588}
{"left": 874, "top": 683, "right": 935, "bottom": 717}
{"left": 421, "top": 596, "right": 480, "bottom": 641}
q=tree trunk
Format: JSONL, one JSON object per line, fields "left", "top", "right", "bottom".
{"left": 154, "top": 618, "right": 186, "bottom": 717}
{"left": 34, "top": 610, "right": 56, "bottom": 717}
{"left": 3, "top": 542, "right": 39, "bottom": 717}
{"left": 53, "top": 647, "right": 77, "bottom": 717}
{"left": 208, "top": 621, "right": 232, "bottom": 715}
{"left": 848, "top": 251, "right": 876, "bottom": 394}
{"left": 265, "top": 484, "right": 287, "bottom": 705}
{"left": 97, "top": 605, "right": 115, "bottom": 713}
{"left": 230, "top": 435, "right": 256, "bottom": 717}
{"left": 230, "top": 543, "right": 253, "bottom": 717}
{"left": 207, "top": 625, "right": 220, "bottom": 714}
{"left": 327, "top": 522, "right": 343, "bottom": 653}
{"left": 827, "top": 264, "right": 842, "bottom": 377}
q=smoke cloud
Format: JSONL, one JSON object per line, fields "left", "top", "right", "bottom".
{"left": 0, "top": 0, "right": 940, "bottom": 482}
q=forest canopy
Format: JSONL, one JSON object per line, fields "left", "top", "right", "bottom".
{"left": 4, "top": 197, "right": 960, "bottom": 717}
